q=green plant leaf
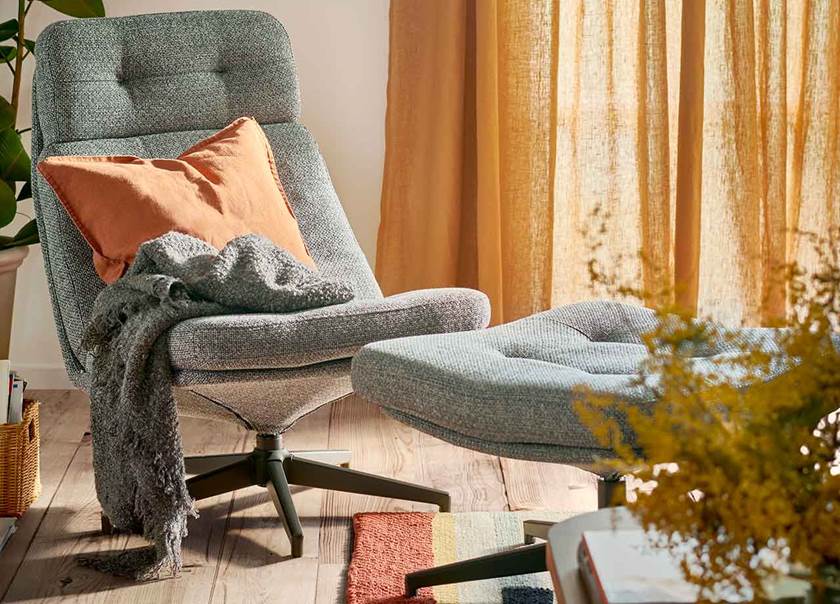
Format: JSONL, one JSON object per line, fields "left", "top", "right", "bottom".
{"left": 0, "top": 128, "right": 30, "bottom": 182}
{"left": 0, "top": 20, "right": 17, "bottom": 42}
{"left": 0, "top": 180, "right": 16, "bottom": 228}
{"left": 16, "top": 181, "right": 30, "bottom": 201}
{"left": 1, "top": 219, "right": 40, "bottom": 248}
{"left": 0, "top": 237, "right": 38, "bottom": 249}
{"left": 11, "top": 218, "right": 37, "bottom": 242}
{"left": 39, "top": 0, "right": 105, "bottom": 18}
{"left": 12, "top": 218, "right": 37, "bottom": 240}
{"left": 0, "top": 46, "right": 16, "bottom": 62}
{"left": 0, "top": 98, "right": 14, "bottom": 130}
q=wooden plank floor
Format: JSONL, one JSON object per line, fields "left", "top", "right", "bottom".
{"left": 0, "top": 390, "right": 598, "bottom": 603}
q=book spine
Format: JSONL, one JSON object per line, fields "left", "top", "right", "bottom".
{"left": 578, "top": 535, "right": 609, "bottom": 604}
{"left": 0, "top": 360, "right": 10, "bottom": 425}
{"left": 8, "top": 377, "right": 23, "bottom": 424}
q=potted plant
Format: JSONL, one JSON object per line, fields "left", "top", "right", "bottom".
{"left": 577, "top": 228, "right": 840, "bottom": 601}
{"left": 0, "top": 0, "right": 105, "bottom": 356}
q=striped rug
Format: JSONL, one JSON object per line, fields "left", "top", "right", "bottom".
{"left": 346, "top": 511, "right": 573, "bottom": 604}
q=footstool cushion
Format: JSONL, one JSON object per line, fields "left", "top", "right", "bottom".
{"left": 351, "top": 300, "right": 781, "bottom": 467}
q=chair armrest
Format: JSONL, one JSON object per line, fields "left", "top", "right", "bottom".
{"left": 372, "top": 288, "right": 491, "bottom": 334}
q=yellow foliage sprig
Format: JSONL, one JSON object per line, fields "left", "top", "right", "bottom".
{"left": 576, "top": 224, "right": 840, "bottom": 601}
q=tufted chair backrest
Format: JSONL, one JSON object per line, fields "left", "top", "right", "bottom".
{"left": 31, "top": 10, "right": 380, "bottom": 385}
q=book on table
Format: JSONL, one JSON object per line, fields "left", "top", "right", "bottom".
{"left": 578, "top": 529, "right": 698, "bottom": 604}
{"left": 578, "top": 529, "right": 812, "bottom": 604}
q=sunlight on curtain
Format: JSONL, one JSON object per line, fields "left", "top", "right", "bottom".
{"left": 379, "top": 0, "right": 839, "bottom": 326}
{"left": 552, "top": 1, "right": 677, "bottom": 310}
{"left": 551, "top": 0, "right": 840, "bottom": 325}
{"left": 786, "top": 1, "right": 840, "bottom": 295}
{"left": 378, "top": 0, "right": 557, "bottom": 324}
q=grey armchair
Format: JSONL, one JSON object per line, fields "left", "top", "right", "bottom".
{"left": 32, "top": 10, "right": 490, "bottom": 556}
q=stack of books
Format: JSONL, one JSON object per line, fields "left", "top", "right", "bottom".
{"left": 0, "top": 359, "right": 28, "bottom": 552}
{"left": 0, "top": 360, "right": 27, "bottom": 426}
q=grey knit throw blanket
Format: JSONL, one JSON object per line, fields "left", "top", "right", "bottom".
{"left": 78, "top": 232, "right": 354, "bottom": 580}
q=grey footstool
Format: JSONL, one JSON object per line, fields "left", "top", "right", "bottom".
{"left": 350, "top": 300, "right": 658, "bottom": 594}
{"left": 352, "top": 300, "right": 659, "bottom": 468}
{"left": 351, "top": 299, "right": 781, "bottom": 595}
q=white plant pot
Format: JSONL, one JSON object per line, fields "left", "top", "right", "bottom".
{"left": 0, "top": 246, "right": 29, "bottom": 359}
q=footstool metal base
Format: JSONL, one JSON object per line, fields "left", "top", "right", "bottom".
{"left": 405, "top": 542, "right": 549, "bottom": 596}
{"left": 404, "top": 475, "right": 623, "bottom": 596}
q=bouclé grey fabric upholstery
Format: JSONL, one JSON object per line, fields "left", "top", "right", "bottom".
{"left": 169, "top": 288, "right": 490, "bottom": 370}
{"left": 32, "top": 9, "right": 491, "bottom": 423}
{"left": 34, "top": 10, "right": 299, "bottom": 144}
{"left": 32, "top": 9, "right": 492, "bottom": 579}
{"left": 81, "top": 232, "right": 355, "bottom": 577}
{"left": 173, "top": 360, "right": 354, "bottom": 433}
{"left": 35, "top": 121, "right": 379, "bottom": 382}
{"left": 351, "top": 300, "right": 783, "bottom": 470}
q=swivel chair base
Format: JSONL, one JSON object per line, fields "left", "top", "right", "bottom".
{"left": 404, "top": 475, "right": 624, "bottom": 596}
{"left": 101, "top": 433, "right": 451, "bottom": 558}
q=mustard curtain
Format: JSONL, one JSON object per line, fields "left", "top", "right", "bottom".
{"left": 378, "top": 0, "right": 840, "bottom": 326}
{"left": 376, "top": 0, "right": 558, "bottom": 324}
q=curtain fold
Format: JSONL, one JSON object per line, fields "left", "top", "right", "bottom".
{"left": 379, "top": 0, "right": 840, "bottom": 326}
{"left": 755, "top": 0, "right": 787, "bottom": 321}
{"left": 376, "top": 1, "right": 472, "bottom": 293}
{"left": 673, "top": 0, "right": 705, "bottom": 313}
{"left": 377, "top": 0, "right": 557, "bottom": 324}
{"left": 552, "top": 1, "right": 677, "bottom": 309}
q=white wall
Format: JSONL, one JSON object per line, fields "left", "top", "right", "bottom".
{"left": 2, "top": 1, "right": 389, "bottom": 388}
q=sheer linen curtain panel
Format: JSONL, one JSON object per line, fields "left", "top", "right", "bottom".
{"left": 377, "top": 0, "right": 840, "bottom": 326}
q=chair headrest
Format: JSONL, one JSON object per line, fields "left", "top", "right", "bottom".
{"left": 33, "top": 10, "right": 300, "bottom": 150}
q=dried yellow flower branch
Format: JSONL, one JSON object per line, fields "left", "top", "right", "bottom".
{"left": 576, "top": 225, "right": 840, "bottom": 601}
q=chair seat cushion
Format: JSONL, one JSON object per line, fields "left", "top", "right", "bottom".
{"left": 351, "top": 300, "right": 782, "bottom": 465}
{"left": 168, "top": 287, "right": 490, "bottom": 371}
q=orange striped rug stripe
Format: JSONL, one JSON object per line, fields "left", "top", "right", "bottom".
{"left": 346, "top": 512, "right": 436, "bottom": 604}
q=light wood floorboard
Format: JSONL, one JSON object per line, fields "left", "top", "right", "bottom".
{"left": 0, "top": 391, "right": 89, "bottom": 600}
{"left": 1, "top": 391, "right": 598, "bottom": 603}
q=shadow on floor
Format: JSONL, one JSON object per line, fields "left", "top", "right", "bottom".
{"left": 1, "top": 486, "right": 337, "bottom": 601}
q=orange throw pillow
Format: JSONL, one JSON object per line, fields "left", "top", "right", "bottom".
{"left": 38, "top": 117, "right": 315, "bottom": 283}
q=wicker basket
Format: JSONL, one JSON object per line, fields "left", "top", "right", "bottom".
{"left": 0, "top": 401, "right": 41, "bottom": 517}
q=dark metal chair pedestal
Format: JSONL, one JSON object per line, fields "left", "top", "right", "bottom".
{"left": 404, "top": 475, "right": 624, "bottom": 596}
{"left": 190, "top": 433, "right": 450, "bottom": 558}
{"left": 102, "top": 433, "right": 451, "bottom": 558}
